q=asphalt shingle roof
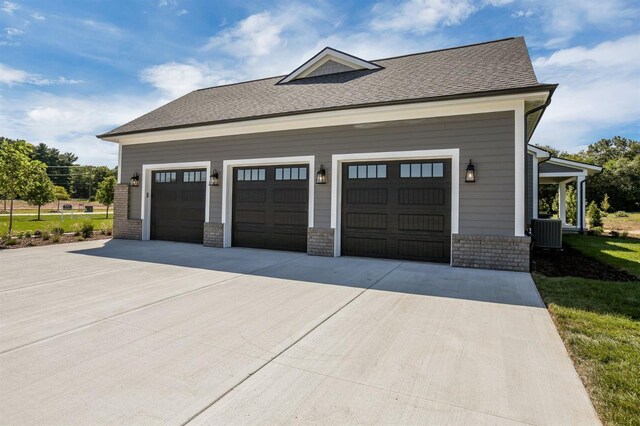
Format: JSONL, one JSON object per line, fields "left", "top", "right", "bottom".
{"left": 100, "top": 37, "right": 553, "bottom": 138}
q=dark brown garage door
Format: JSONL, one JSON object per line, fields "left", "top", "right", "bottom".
{"left": 232, "top": 165, "right": 308, "bottom": 252}
{"left": 151, "top": 169, "right": 206, "bottom": 244}
{"left": 341, "top": 160, "right": 451, "bottom": 263}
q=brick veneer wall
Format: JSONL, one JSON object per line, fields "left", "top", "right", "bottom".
{"left": 451, "top": 234, "right": 531, "bottom": 272}
{"left": 204, "top": 222, "right": 224, "bottom": 247}
{"left": 113, "top": 184, "right": 142, "bottom": 240}
{"left": 307, "top": 228, "right": 334, "bottom": 257}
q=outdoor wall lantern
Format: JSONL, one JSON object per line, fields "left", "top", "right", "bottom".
{"left": 316, "top": 164, "right": 327, "bottom": 184}
{"left": 130, "top": 172, "right": 140, "bottom": 187}
{"left": 465, "top": 160, "right": 476, "bottom": 183}
{"left": 209, "top": 169, "right": 220, "bottom": 186}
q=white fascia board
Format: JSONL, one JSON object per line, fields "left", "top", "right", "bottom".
{"left": 280, "top": 48, "right": 381, "bottom": 83}
{"left": 140, "top": 161, "right": 211, "bottom": 241}
{"left": 527, "top": 144, "right": 550, "bottom": 158}
{"left": 546, "top": 156, "right": 602, "bottom": 173}
{"left": 540, "top": 172, "right": 587, "bottom": 178}
{"left": 103, "top": 91, "right": 550, "bottom": 146}
{"left": 221, "top": 155, "right": 315, "bottom": 248}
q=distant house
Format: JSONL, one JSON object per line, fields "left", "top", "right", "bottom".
{"left": 99, "top": 37, "right": 567, "bottom": 272}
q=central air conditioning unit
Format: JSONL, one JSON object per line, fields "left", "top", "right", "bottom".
{"left": 532, "top": 219, "right": 563, "bottom": 249}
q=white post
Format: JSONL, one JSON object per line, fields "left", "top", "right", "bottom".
{"left": 558, "top": 182, "right": 566, "bottom": 225}
{"left": 577, "top": 175, "right": 586, "bottom": 230}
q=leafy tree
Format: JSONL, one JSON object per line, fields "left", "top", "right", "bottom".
{"left": 587, "top": 201, "right": 603, "bottom": 228}
{"left": 70, "top": 166, "right": 116, "bottom": 199}
{"left": 582, "top": 136, "right": 640, "bottom": 165}
{"left": 95, "top": 176, "right": 116, "bottom": 218}
{"left": 31, "top": 143, "right": 78, "bottom": 190}
{"left": 53, "top": 185, "right": 70, "bottom": 211}
{"left": 23, "top": 165, "right": 55, "bottom": 220}
{"left": 0, "top": 139, "right": 36, "bottom": 233}
{"left": 566, "top": 185, "right": 577, "bottom": 225}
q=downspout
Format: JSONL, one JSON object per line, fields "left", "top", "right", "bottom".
{"left": 578, "top": 168, "right": 604, "bottom": 234}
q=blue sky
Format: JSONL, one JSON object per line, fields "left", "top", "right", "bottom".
{"left": 1, "top": 0, "right": 638, "bottom": 166}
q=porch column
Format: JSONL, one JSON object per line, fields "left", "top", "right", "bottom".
{"left": 558, "top": 182, "right": 566, "bottom": 225}
{"left": 577, "top": 175, "right": 586, "bottom": 230}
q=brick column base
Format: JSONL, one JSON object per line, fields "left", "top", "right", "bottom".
{"left": 451, "top": 234, "right": 531, "bottom": 272}
{"left": 113, "top": 184, "right": 142, "bottom": 240}
{"left": 204, "top": 223, "right": 224, "bottom": 247}
{"left": 307, "top": 228, "right": 334, "bottom": 257}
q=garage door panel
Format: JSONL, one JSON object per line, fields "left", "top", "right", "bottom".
{"left": 151, "top": 169, "right": 206, "bottom": 244}
{"left": 233, "top": 165, "right": 308, "bottom": 252}
{"left": 342, "top": 160, "right": 451, "bottom": 263}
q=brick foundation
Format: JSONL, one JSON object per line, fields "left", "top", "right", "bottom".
{"left": 113, "top": 184, "right": 142, "bottom": 240}
{"left": 451, "top": 234, "right": 531, "bottom": 272}
{"left": 204, "top": 222, "right": 224, "bottom": 247}
{"left": 307, "top": 228, "right": 334, "bottom": 257}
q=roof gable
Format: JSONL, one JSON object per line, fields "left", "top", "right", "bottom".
{"left": 279, "top": 47, "right": 382, "bottom": 83}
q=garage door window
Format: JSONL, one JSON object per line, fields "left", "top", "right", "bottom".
{"left": 183, "top": 170, "right": 207, "bottom": 183}
{"left": 155, "top": 172, "right": 176, "bottom": 183}
{"left": 348, "top": 164, "right": 387, "bottom": 179}
{"left": 400, "top": 162, "right": 444, "bottom": 178}
{"left": 237, "top": 168, "right": 266, "bottom": 181}
{"left": 275, "top": 167, "right": 307, "bottom": 180}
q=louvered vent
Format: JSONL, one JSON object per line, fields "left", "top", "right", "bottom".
{"left": 532, "top": 219, "right": 563, "bottom": 249}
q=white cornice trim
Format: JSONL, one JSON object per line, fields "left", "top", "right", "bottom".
{"left": 102, "top": 91, "right": 550, "bottom": 146}
{"left": 527, "top": 144, "right": 550, "bottom": 158}
{"left": 280, "top": 47, "right": 381, "bottom": 83}
{"left": 546, "top": 156, "right": 602, "bottom": 172}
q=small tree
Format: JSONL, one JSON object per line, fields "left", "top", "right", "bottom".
{"left": 566, "top": 185, "right": 577, "bottom": 226}
{"left": 587, "top": 201, "right": 603, "bottom": 228}
{"left": 0, "top": 139, "right": 35, "bottom": 234}
{"left": 600, "top": 193, "right": 611, "bottom": 213}
{"left": 53, "top": 185, "right": 70, "bottom": 211}
{"left": 96, "top": 175, "right": 116, "bottom": 218}
{"left": 24, "top": 165, "right": 55, "bottom": 220}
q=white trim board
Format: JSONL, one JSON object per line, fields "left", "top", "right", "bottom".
{"left": 280, "top": 47, "right": 381, "bottom": 83}
{"left": 140, "top": 161, "right": 211, "bottom": 241}
{"left": 514, "top": 101, "right": 525, "bottom": 236}
{"left": 102, "top": 92, "right": 550, "bottom": 145}
{"left": 221, "top": 155, "right": 315, "bottom": 248}
{"left": 330, "top": 149, "right": 460, "bottom": 263}
{"left": 540, "top": 172, "right": 587, "bottom": 178}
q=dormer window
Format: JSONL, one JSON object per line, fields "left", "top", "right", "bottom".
{"left": 279, "top": 47, "right": 382, "bottom": 84}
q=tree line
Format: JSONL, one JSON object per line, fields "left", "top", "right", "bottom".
{"left": 0, "top": 137, "right": 116, "bottom": 234}
{"left": 537, "top": 136, "right": 639, "bottom": 218}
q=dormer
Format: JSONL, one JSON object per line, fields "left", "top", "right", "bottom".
{"left": 278, "top": 47, "right": 382, "bottom": 84}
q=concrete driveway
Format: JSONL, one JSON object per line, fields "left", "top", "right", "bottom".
{"left": 1, "top": 240, "right": 598, "bottom": 425}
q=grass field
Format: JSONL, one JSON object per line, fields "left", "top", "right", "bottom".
{"left": 0, "top": 214, "right": 113, "bottom": 236}
{"left": 564, "top": 234, "right": 640, "bottom": 277}
{"left": 534, "top": 233, "right": 640, "bottom": 425}
{"left": 603, "top": 212, "right": 640, "bottom": 236}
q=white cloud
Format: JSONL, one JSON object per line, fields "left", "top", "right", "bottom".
{"left": 1, "top": 1, "right": 17, "bottom": 15}
{"left": 5, "top": 27, "right": 24, "bottom": 37}
{"left": 140, "top": 61, "right": 235, "bottom": 98}
{"left": 511, "top": 9, "right": 533, "bottom": 18}
{"left": 370, "top": 0, "right": 477, "bottom": 33}
{"left": 531, "top": 35, "right": 640, "bottom": 150}
{"left": 0, "top": 92, "right": 162, "bottom": 166}
{"left": 0, "top": 63, "right": 82, "bottom": 86}
{"left": 31, "top": 12, "right": 45, "bottom": 21}
{"left": 177, "top": 9, "right": 188, "bottom": 16}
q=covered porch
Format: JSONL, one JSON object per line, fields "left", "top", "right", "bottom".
{"left": 528, "top": 145, "right": 602, "bottom": 232}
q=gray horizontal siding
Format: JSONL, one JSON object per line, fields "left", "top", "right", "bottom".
{"left": 122, "top": 111, "right": 515, "bottom": 236}
{"left": 539, "top": 162, "right": 583, "bottom": 173}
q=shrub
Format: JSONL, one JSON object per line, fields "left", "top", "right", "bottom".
{"left": 99, "top": 222, "right": 113, "bottom": 236}
{"left": 24, "top": 231, "right": 32, "bottom": 238}
{"left": 34, "top": 230, "right": 42, "bottom": 237}
{"left": 587, "top": 201, "right": 603, "bottom": 228}
{"left": 42, "top": 231, "right": 50, "bottom": 241}
{"left": 588, "top": 226, "right": 604, "bottom": 235}
{"left": 613, "top": 211, "right": 629, "bottom": 218}
{"left": 610, "top": 230, "right": 620, "bottom": 238}
{"left": 89, "top": 196, "right": 96, "bottom": 202}
{"left": 51, "top": 226, "right": 65, "bottom": 235}
{"left": 600, "top": 193, "right": 611, "bottom": 213}
{"left": 76, "top": 236, "right": 85, "bottom": 242}
{"left": 51, "top": 234, "right": 60, "bottom": 243}
{"left": 17, "top": 232, "right": 24, "bottom": 239}
{"left": 4, "top": 238, "right": 17, "bottom": 246}
{"left": 621, "top": 231, "right": 629, "bottom": 238}
{"left": 80, "top": 221, "right": 94, "bottom": 238}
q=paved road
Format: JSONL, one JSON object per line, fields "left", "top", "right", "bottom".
{"left": 0, "top": 240, "right": 599, "bottom": 425}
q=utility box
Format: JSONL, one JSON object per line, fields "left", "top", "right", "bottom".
{"left": 62, "top": 204, "right": 73, "bottom": 211}
{"left": 84, "top": 206, "right": 93, "bottom": 213}
{"left": 532, "top": 219, "right": 563, "bottom": 249}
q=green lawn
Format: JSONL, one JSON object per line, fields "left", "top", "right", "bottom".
{"left": 534, "top": 276, "right": 640, "bottom": 425}
{"left": 0, "top": 214, "right": 113, "bottom": 236}
{"left": 564, "top": 234, "right": 640, "bottom": 277}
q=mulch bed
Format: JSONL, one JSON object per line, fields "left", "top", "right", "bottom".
{"left": 533, "top": 244, "right": 638, "bottom": 282}
{"left": 0, "top": 234, "right": 111, "bottom": 250}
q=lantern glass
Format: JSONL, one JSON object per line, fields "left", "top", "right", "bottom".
{"left": 316, "top": 165, "right": 327, "bottom": 184}
{"left": 465, "top": 161, "right": 476, "bottom": 183}
{"left": 209, "top": 170, "right": 220, "bottom": 186}
{"left": 130, "top": 173, "right": 139, "bottom": 187}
